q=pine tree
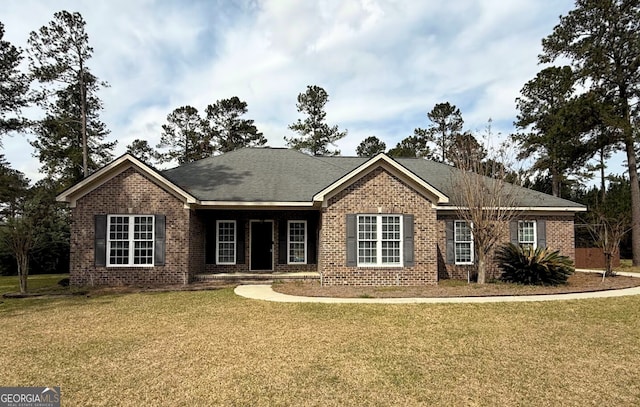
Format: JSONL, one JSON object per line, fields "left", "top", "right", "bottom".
{"left": 205, "top": 97, "right": 266, "bottom": 153}
{"left": 126, "top": 139, "right": 159, "bottom": 164}
{"left": 540, "top": 0, "right": 640, "bottom": 265}
{"left": 28, "top": 10, "right": 111, "bottom": 179}
{"left": 414, "top": 102, "right": 464, "bottom": 163}
{"left": 514, "top": 66, "right": 595, "bottom": 197}
{"left": 286, "top": 85, "right": 346, "bottom": 156}
{"left": 31, "top": 77, "right": 114, "bottom": 186}
{"left": 356, "top": 136, "right": 386, "bottom": 157}
{"left": 157, "top": 105, "right": 212, "bottom": 164}
{"left": 0, "top": 21, "right": 30, "bottom": 137}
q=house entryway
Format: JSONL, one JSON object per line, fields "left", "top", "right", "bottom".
{"left": 250, "top": 220, "right": 273, "bottom": 271}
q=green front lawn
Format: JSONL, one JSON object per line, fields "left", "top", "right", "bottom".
{"left": 1, "top": 286, "right": 639, "bottom": 405}
{"left": 0, "top": 274, "right": 69, "bottom": 296}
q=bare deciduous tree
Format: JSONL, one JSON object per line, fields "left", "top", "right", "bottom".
{"left": 450, "top": 127, "right": 522, "bottom": 284}
{"left": 584, "top": 210, "right": 630, "bottom": 281}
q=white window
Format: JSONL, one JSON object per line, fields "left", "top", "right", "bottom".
{"left": 454, "top": 220, "right": 473, "bottom": 265}
{"left": 518, "top": 220, "right": 537, "bottom": 251}
{"left": 288, "top": 221, "right": 307, "bottom": 264}
{"left": 357, "top": 215, "right": 403, "bottom": 266}
{"left": 216, "top": 220, "right": 236, "bottom": 264}
{"left": 107, "top": 215, "right": 154, "bottom": 266}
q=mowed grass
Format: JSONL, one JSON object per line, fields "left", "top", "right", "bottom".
{"left": 1, "top": 286, "right": 640, "bottom": 406}
{"left": 618, "top": 259, "right": 640, "bottom": 273}
{"left": 0, "top": 274, "right": 69, "bottom": 296}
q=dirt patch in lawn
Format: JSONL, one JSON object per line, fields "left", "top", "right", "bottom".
{"left": 273, "top": 272, "right": 640, "bottom": 298}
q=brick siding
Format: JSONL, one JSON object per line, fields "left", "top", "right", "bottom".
{"left": 320, "top": 167, "right": 439, "bottom": 286}
{"left": 437, "top": 213, "right": 576, "bottom": 280}
{"left": 69, "top": 164, "right": 578, "bottom": 287}
{"left": 70, "top": 167, "right": 194, "bottom": 286}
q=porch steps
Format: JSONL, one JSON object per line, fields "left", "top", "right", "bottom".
{"left": 193, "top": 272, "right": 320, "bottom": 284}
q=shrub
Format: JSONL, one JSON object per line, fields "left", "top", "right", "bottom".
{"left": 496, "top": 243, "right": 574, "bottom": 285}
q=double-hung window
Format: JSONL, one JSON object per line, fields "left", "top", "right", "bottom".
{"left": 107, "top": 215, "right": 154, "bottom": 266}
{"left": 518, "top": 220, "right": 536, "bottom": 251}
{"left": 216, "top": 220, "right": 236, "bottom": 265}
{"left": 454, "top": 220, "right": 473, "bottom": 264}
{"left": 288, "top": 221, "right": 307, "bottom": 264}
{"left": 357, "top": 215, "right": 402, "bottom": 266}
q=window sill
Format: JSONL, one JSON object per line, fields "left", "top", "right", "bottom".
{"left": 106, "top": 264, "right": 155, "bottom": 268}
{"left": 356, "top": 264, "right": 404, "bottom": 268}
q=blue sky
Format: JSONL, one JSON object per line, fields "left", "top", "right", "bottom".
{"left": 2, "top": 0, "right": 606, "bottom": 182}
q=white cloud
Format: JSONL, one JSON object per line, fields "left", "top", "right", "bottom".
{"left": 3, "top": 0, "right": 602, "bottom": 181}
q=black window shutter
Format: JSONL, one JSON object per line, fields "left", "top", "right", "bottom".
{"left": 403, "top": 215, "right": 414, "bottom": 267}
{"left": 307, "top": 217, "right": 318, "bottom": 264}
{"left": 537, "top": 220, "right": 547, "bottom": 248}
{"left": 154, "top": 214, "right": 166, "bottom": 266}
{"left": 95, "top": 215, "right": 107, "bottom": 267}
{"left": 278, "top": 220, "right": 287, "bottom": 264}
{"left": 236, "top": 220, "right": 245, "bottom": 264}
{"left": 510, "top": 221, "right": 519, "bottom": 245}
{"left": 346, "top": 214, "right": 357, "bottom": 267}
{"left": 205, "top": 222, "right": 215, "bottom": 264}
{"left": 445, "top": 220, "right": 454, "bottom": 264}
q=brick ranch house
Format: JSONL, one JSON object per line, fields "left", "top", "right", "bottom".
{"left": 56, "top": 147, "right": 586, "bottom": 286}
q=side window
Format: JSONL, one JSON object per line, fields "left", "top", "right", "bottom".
{"left": 216, "top": 220, "right": 236, "bottom": 265}
{"left": 288, "top": 221, "right": 307, "bottom": 264}
{"left": 518, "top": 220, "right": 536, "bottom": 251}
{"left": 454, "top": 220, "right": 473, "bottom": 265}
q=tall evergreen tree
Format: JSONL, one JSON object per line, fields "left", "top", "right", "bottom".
{"left": 28, "top": 11, "right": 109, "bottom": 178}
{"left": 387, "top": 136, "right": 431, "bottom": 158}
{"left": 0, "top": 21, "right": 30, "bottom": 137}
{"left": 157, "top": 105, "right": 212, "bottom": 164}
{"left": 286, "top": 85, "right": 346, "bottom": 156}
{"left": 415, "top": 102, "right": 464, "bottom": 163}
{"left": 0, "top": 155, "right": 29, "bottom": 221}
{"left": 126, "top": 139, "right": 159, "bottom": 164}
{"left": 205, "top": 96, "right": 266, "bottom": 153}
{"left": 540, "top": 0, "right": 640, "bottom": 265}
{"left": 30, "top": 77, "right": 114, "bottom": 186}
{"left": 513, "top": 66, "right": 595, "bottom": 197}
{"left": 356, "top": 136, "right": 386, "bottom": 157}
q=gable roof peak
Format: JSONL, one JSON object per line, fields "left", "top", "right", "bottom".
{"left": 56, "top": 152, "right": 197, "bottom": 207}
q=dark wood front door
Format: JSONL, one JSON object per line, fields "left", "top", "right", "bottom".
{"left": 250, "top": 221, "right": 273, "bottom": 271}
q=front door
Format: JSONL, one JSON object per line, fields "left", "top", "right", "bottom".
{"left": 250, "top": 221, "right": 273, "bottom": 271}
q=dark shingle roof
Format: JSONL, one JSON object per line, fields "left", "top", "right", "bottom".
{"left": 161, "top": 147, "right": 584, "bottom": 208}
{"left": 162, "top": 148, "right": 352, "bottom": 202}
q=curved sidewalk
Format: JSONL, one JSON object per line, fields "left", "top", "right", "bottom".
{"left": 235, "top": 270, "right": 640, "bottom": 304}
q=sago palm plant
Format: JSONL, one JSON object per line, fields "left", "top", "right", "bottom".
{"left": 496, "top": 243, "right": 574, "bottom": 285}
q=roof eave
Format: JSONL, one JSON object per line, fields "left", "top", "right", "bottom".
{"left": 312, "top": 153, "right": 450, "bottom": 205}
{"left": 435, "top": 205, "right": 587, "bottom": 212}
{"left": 195, "top": 201, "right": 319, "bottom": 210}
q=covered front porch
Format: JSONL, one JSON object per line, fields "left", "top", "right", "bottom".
{"left": 195, "top": 209, "right": 320, "bottom": 276}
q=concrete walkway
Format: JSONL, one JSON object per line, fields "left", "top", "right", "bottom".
{"left": 234, "top": 269, "right": 640, "bottom": 304}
